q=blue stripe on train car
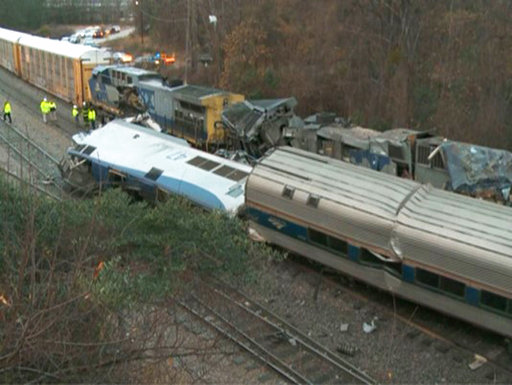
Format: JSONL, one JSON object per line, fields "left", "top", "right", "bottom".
{"left": 245, "top": 207, "right": 308, "bottom": 241}
{"left": 465, "top": 286, "right": 480, "bottom": 306}
{"left": 91, "top": 162, "right": 110, "bottom": 183}
{"left": 347, "top": 244, "right": 360, "bottom": 262}
{"left": 402, "top": 264, "right": 415, "bottom": 283}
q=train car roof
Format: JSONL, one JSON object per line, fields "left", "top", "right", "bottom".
{"left": 167, "top": 84, "right": 243, "bottom": 102}
{"left": 397, "top": 184, "right": 512, "bottom": 259}
{"left": 254, "top": 146, "right": 419, "bottom": 220}
{"left": 69, "top": 119, "right": 252, "bottom": 214}
{"left": 18, "top": 34, "right": 111, "bottom": 62}
{"left": 93, "top": 65, "right": 161, "bottom": 77}
{"left": 0, "top": 27, "right": 31, "bottom": 42}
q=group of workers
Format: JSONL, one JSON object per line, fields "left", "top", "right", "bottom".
{"left": 1, "top": 97, "right": 99, "bottom": 129}
{"left": 72, "top": 102, "right": 97, "bottom": 129}
{"left": 39, "top": 97, "right": 97, "bottom": 130}
{"left": 39, "top": 97, "right": 58, "bottom": 123}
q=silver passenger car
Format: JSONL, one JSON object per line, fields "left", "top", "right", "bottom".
{"left": 245, "top": 146, "right": 512, "bottom": 337}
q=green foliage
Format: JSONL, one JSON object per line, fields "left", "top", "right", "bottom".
{"left": 0, "top": 176, "right": 281, "bottom": 381}
{"left": 1, "top": 179, "right": 277, "bottom": 309}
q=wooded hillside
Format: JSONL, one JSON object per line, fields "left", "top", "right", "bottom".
{"left": 3, "top": 0, "right": 512, "bottom": 149}
{"left": 147, "top": 0, "right": 512, "bottom": 150}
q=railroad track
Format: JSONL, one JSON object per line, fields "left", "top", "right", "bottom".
{"left": 288, "top": 257, "right": 512, "bottom": 380}
{"left": 0, "top": 119, "right": 64, "bottom": 200}
{"left": 179, "top": 277, "right": 375, "bottom": 385}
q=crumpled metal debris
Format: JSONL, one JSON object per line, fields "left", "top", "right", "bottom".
{"left": 363, "top": 317, "right": 378, "bottom": 333}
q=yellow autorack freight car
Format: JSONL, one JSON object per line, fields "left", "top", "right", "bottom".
{"left": 0, "top": 27, "right": 111, "bottom": 106}
{"left": 17, "top": 35, "right": 111, "bottom": 105}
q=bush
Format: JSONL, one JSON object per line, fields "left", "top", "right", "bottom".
{"left": 0, "top": 179, "right": 279, "bottom": 382}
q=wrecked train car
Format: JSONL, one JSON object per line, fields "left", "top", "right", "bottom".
{"left": 245, "top": 146, "right": 512, "bottom": 338}
{"left": 60, "top": 119, "right": 251, "bottom": 215}
{"left": 221, "top": 97, "right": 303, "bottom": 158}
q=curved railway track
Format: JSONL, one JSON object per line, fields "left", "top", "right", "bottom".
{"left": 179, "top": 277, "right": 376, "bottom": 385}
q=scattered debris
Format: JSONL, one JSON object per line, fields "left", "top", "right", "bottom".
{"left": 339, "top": 323, "right": 349, "bottom": 332}
{"left": 362, "top": 317, "right": 378, "bottom": 333}
{"left": 336, "top": 342, "right": 358, "bottom": 356}
{"left": 288, "top": 338, "right": 297, "bottom": 347}
{"left": 248, "top": 227, "right": 266, "bottom": 242}
{"left": 468, "top": 354, "right": 487, "bottom": 370}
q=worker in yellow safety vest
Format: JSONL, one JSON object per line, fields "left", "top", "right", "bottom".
{"left": 3, "top": 100, "right": 12, "bottom": 123}
{"left": 40, "top": 97, "right": 50, "bottom": 123}
{"left": 49, "top": 100, "right": 57, "bottom": 121}
{"left": 82, "top": 102, "right": 89, "bottom": 127}
{"left": 72, "top": 105, "right": 79, "bottom": 125}
{"left": 88, "top": 106, "right": 97, "bottom": 130}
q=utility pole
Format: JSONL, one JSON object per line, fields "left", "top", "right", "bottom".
{"left": 185, "top": 0, "right": 190, "bottom": 84}
{"left": 135, "top": 0, "right": 144, "bottom": 45}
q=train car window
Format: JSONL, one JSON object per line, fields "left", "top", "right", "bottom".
{"left": 328, "top": 236, "right": 348, "bottom": 255}
{"left": 101, "top": 74, "right": 111, "bottom": 85}
{"left": 308, "top": 228, "right": 328, "bottom": 247}
{"left": 121, "top": 73, "right": 126, "bottom": 81}
{"left": 225, "top": 169, "right": 249, "bottom": 182}
{"left": 307, "top": 194, "right": 320, "bottom": 208}
{"left": 439, "top": 276, "right": 465, "bottom": 298}
{"left": 384, "top": 263, "right": 402, "bottom": 276}
{"left": 359, "top": 249, "right": 384, "bottom": 266}
{"left": 416, "top": 268, "right": 439, "bottom": 288}
{"left": 388, "top": 144, "right": 405, "bottom": 161}
{"left": 213, "top": 165, "right": 248, "bottom": 182}
{"left": 127, "top": 76, "right": 133, "bottom": 84}
{"left": 145, "top": 167, "right": 163, "bottom": 181}
{"left": 187, "top": 156, "right": 208, "bottom": 166}
{"left": 282, "top": 186, "right": 295, "bottom": 199}
{"left": 186, "top": 156, "right": 220, "bottom": 171}
{"left": 508, "top": 300, "right": 512, "bottom": 315}
{"left": 213, "top": 165, "right": 235, "bottom": 177}
{"left": 75, "top": 144, "right": 97, "bottom": 155}
{"left": 480, "top": 290, "right": 507, "bottom": 312}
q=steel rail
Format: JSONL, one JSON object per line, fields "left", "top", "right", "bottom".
{"left": 181, "top": 277, "right": 375, "bottom": 384}
{"left": 178, "top": 298, "right": 308, "bottom": 384}
{"left": 209, "top": 282, "right": 376, "bottom": 385}
{"left": 0, "top": 167, "right": 61, "bottom": 201}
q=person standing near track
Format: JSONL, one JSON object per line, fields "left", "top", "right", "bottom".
{"left": 82, "top": 102, "right": 89, "bottom": 127}
{"left": 3, "top": 100, "right": 12, "bottom": 123}
{"left": 49, "top": 100, "right": 57, "bottom": 121}
{"left": 88, "top": 106, "right": 97, "bottom": 130}
{"left": 72, "top": 104, "right": 79, "bottom": 125}
{"left": 40, "top": 97, "right": 50, "bottom": 123}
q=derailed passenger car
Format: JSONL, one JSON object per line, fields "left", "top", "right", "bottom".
{"left": 60, "top": 119, "right": 252, "bottom": 215}
{"left": 245, "top": 146, "right": 512, "bottom": 337}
